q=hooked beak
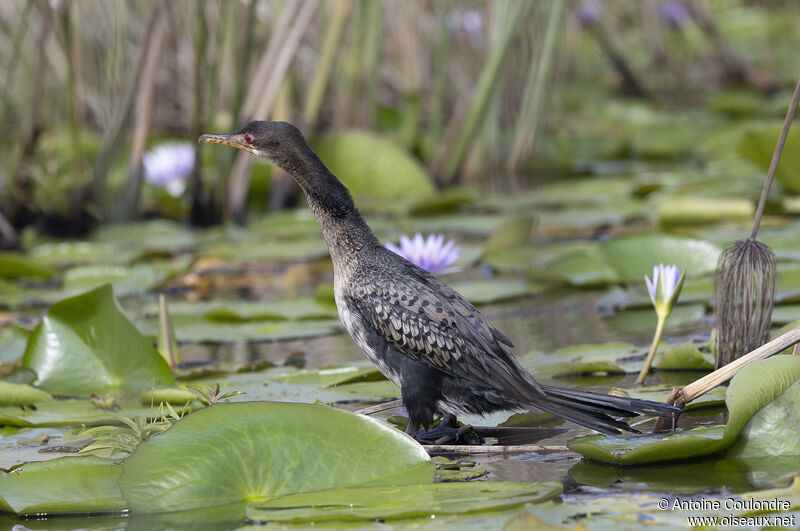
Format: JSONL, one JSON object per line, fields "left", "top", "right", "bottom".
{"left": 198, "top": 133, "right": 254, "bottom": 153}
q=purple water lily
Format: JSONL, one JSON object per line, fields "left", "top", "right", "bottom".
{"left": 660, "top": 0, "right": 690, "bottom": 30}
{"left": 386, "top": 233, "right": 461, "bottom": 275}
{"left": 576, "top": 0, "right": 603, "bottom": 25}
{"left": 143, "top": 142, "right": 195, "bottom": 197}
{"left": 644, "top": 264, "right": 681, "bottom": 308}
{"left": 638, "top": 263, "right": 684, "bottom": 385}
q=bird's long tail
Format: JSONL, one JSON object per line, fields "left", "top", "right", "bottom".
{"left": 528, "top": 385, "right": 681, "bottom": 435}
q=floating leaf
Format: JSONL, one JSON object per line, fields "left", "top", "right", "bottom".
{"left": 483, "top": 217, "right": 534, "bottom": 258}
{"left": 0, "top": 324, "right": 30, "bottom": 363}
{"left": 568, "top": 355, "right": 800, "bottom": 465}
{"left": 314, "top": 131, "right": 434, "bottom": 199}
{"left": 658, "top": 197, "right": 753, "bottom": 227}
{"left": 727, "top": 379, "right": 800, "bottom": 459}
{"left": 0, "top": 456, "right": 124, "bottom": 514}
{"left": 0, "top": 382, "right": 53, "bottom": 407}
{"left": 449, "top": 277, "right": 547, "bottom": 304}
{"left": 601, "top": 234, "right": 721, "bottom": 283}
{"left": 120, "top": 402, "right": 433, "bottom": 514}
{"left": 656, "top": 343, "right": 714, "bottom": 371}
{"left": 739, "top": 123, "right": 800, "bottom": 193}
{"left": 245, "top": 481, "right": 561, "bottom": 523}
{"left": 22, "top": 285, "right": 175, "bottom": 397}
{"left": 544, "top": 246, "right": 620, "bottom": 287}
{"left": 0, "top": 252, "right": 55, "bottom": 279}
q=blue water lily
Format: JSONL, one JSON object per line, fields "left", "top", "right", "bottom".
{"left": 644, "top": 264, "right": 685, "bottom": 318}
{"left": 143, "top": 142, "right": 195, "bottom": 197}
{"left": 385, "top": 233, "right": 461, "bottom": 274}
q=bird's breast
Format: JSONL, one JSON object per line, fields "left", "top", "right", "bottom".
{"left": 334, "top": 281, "right": 404, "bottom": 387}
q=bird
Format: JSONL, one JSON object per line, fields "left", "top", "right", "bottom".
{"left": 199, "top": 121, "right": 680, "bottom": 441}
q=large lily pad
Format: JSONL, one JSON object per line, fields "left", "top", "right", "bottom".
{"left": 120, "top": 402, "right": 433, "bottom": 513}
{"left": 727, "top": 379, "right": 800, "bottom": 459}
{"left": 0, "top": 456, "right": 124, "bottom": 514}
{"left": 22, "top": 285, "right": 175, "bottom": 397}
{"left": 245, "top": 481, "right": 561, "bottom": 523}
{"left": 568, "top": 355, "right": 800, "bottom": 465}
{"left": 601, "top": 234, "right": 721, "bottom": 283}
{"left": 314, "top": 131, "right": 434, "bottom": 199}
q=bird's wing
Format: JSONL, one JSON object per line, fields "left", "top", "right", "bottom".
{"left": 346, "top": 255, "right": 542, "bottom": 400}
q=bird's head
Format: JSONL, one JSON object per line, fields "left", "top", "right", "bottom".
{"left": 198, "top": 121, "right": 305, "bottom": 167}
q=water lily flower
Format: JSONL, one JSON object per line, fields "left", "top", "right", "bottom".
{"left": 637, "top": 264, "right": 685, "bottom": 385}
{"left": 143, "top": 142, "right": 195, "bottom": 197}
{"left": 645, "top": 264, "right": 685, "bottom": 318}
{"left": 576, "top": 0, "right": 603, "bottom": 25}
{"left": 385, "top": 233, "right": 460, "bottom": 275}
{"left": 659, "top": 0, "right": 690, "bottom": 30}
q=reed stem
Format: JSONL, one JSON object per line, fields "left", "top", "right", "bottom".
{"left": 750, "top": 78, "right": 800, "bottom": 239}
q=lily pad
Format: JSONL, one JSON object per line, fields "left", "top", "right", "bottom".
{"left": 0, "top": 252, "right": 55, "bottom": 279}
{"left": 483, "top": 217, "right": 534, "bottom": 258}
{"left": 245, "top": 481, "right": 562, "bottom": 523}
{"left": 120, "top": 402, "right": 433, "bottom": 513}
{"left": 601, "top": 234, "right": 721, "bottom": 283}
{"left": 0, "top": 324, "right": 30, "bottom": 363}
{"left": 0, "top": 456, "right": 124, "bottom": 514}
{"left": 22, "top": 285, "right": 175, "bottom": 397}
{"left": 314, "top": 131, "right": 434, "bottom": 199}
{"left": 739, "top": 123, "right": 800, "bottom": 193}
{"left": 656, "top": 343, "right": 714, "bottom": 371}
{"left": 727, "top": 379, "right": 800, "bottom": 459}
{"left": 657, "top": 197, "right": 753, "bottom": 226}
{"left": 568, "top": 355, "right": 800, "bottom": 465}
{"left": 0, "top": 382, "right": 53, "bottom": 406}
{"left": 450, "top": 277, "right": 547, "bottom": 304}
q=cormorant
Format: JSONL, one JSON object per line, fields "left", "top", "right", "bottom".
{"left": 199, "top": 121, "right": 680, "bottom": 440}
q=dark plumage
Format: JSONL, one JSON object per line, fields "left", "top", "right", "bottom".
{"left": 199, "top": 121, "right": 680, "bottom": 439}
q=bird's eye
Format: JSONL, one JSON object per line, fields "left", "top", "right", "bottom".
{"left": 244, "top": 134, "right": 253, "bottom": 144}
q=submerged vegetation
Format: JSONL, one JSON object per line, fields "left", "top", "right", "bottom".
{"left": 0, "top": 0, "right": 800, "bottom": 528}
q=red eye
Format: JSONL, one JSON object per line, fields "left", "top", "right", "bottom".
{"left": 244, "top": 134, "right": 253, "bottom": 143}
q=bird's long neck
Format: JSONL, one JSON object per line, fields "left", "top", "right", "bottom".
{"left": 277, "top": 145, "right": 379, "bottom": 265}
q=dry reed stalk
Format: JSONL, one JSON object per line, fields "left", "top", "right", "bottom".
{"left": 714, "top": 79, "right": 800, "bottom": 369}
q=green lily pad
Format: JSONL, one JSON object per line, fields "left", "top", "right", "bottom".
{"left": 0, "top": 252, "right": 55, "bottom": 279}
{"left": 119, "top": 402, "right": 433, "bottom": 514}
{"left": 568, "top": 355, "right": 800, "bottom": 465}
{"left": 449, "top": 277, "right": 547, "bottom": 304}
{"left": 0, "top": 324, "right": 30, "bottom": 363}
{"left": 657, "top": 343, "right": 714, "bottom": 371}
{"left": 246, "top": 481, "right": 562, "bottom": 523}
{"left": 22, "top": 285, "right": 175, "bottom": 397}
{"left": 657, "top": 197, "right": 753, "bottom": 226}
{"left": 0, "top": 382, "right": 53, "bottom": 406}
{"left": 727, "top": 379, "right": 800, "bottom": 459}
{"left": 739, "top": 123, "right": 800, "bottom": 193}
{"left": 544, "top": 246, "right": 620, "bottom": 287}
{"left": 314, "top": 131, "right": 434, "bottom": 199}
{"left": 601, "top": 234, "right": 721, "bottom": 283}
{"left": 0, "top": 456, "right": 125, "bottom": 514}
{"left": 0, "top": 399, "right": 175, "bottom": 428}
{"left": 28, "top": 241, "right": 138, "bottom": 266}
{"left": 483, "top": 217, "right": 534, "bottom": 258}
{"left": 137, "top": 317, "right": 342, "bottom": 343}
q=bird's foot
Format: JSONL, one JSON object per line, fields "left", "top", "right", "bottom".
{"left": 415, "top": 419, "right": 484, "bottom": 445}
